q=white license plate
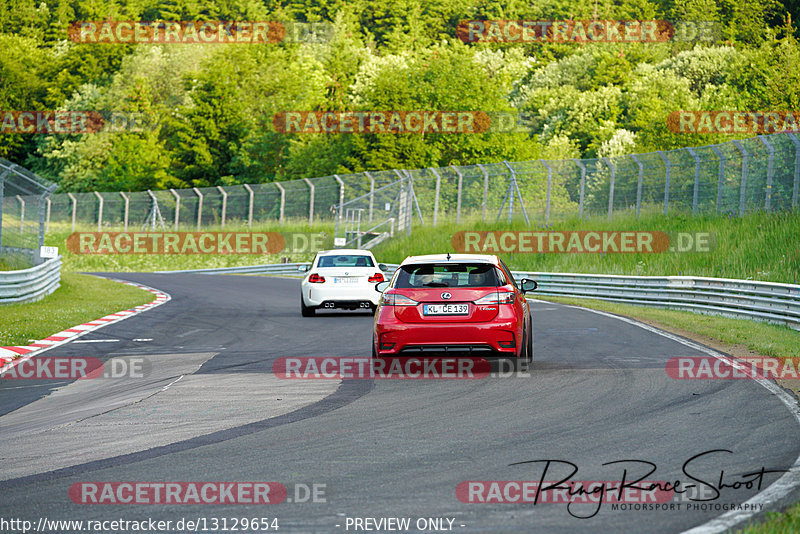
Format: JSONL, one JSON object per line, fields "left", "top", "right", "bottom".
{"left": 423, "top": 304, "right": 469, "bottom": 315}
{"left": 333, "top": 277, "right": 359, "bottom": 284}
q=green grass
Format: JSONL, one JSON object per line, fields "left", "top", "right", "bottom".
{"left": 0, "top": 272, "right": 154, "bottom": 346}
{"left": 44, "top": 221, "right": 336, "bottom": 273}
{"left": 735, "top": 503, "right": 800, "bottom": 533}
{"left": 373, "top": 211, "right": 800, "bottom": 284}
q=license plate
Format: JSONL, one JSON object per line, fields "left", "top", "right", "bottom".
{"left": 333, "top": 277, "right": 359, "bottom": 284}
{"left": 423, "top": 304, "right": 469, "bottom": 315}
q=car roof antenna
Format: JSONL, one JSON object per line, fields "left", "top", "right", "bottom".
{"left": 446, "top": 252, "right": 451, "bottom": 260}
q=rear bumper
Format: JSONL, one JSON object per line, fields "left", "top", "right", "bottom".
{"left": 303, "top": 284, "right": 380, "bottom": 307}
{"left": 374, "top": 320, "right": 520, "bottom": 356}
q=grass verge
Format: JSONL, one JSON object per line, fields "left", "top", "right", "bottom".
{"left": 532, "top": 295, "right": 800, "bottom": 533}
{"left": 0, "top": 273, "right": 154, "bottom": 347}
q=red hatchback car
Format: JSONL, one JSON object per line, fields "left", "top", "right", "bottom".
{"left": 372, "top": 254, "right": 538, "bottom": 368}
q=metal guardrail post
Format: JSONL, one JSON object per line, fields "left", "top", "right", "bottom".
{"left": 16, "top": 195, "right": 25, "bottom": 232}
{"left": 710, "top": 145, "right": 725, "bottom": 213}
{"left": 193, "top": 187, "right": 203, "bottom": 230}
{"left": 542, "top": 161, "right": 552, "bottom": 223}
{"left": 170, "top": 189, "right": 180, "bottom": 230}
{"left": 93, "top": 191, "right": 104, "bottom": 231}
{"left": 687, "top": 147, "right": 700, "bottom": 214}
{"left": 658, "top": 151, "right": 671, "bottom": 214}
{"left": 477, "top": 163, "right": 489, "bottom": 222}
{"left": 68, "top": 192, "right": 77, "bottom": 231}
{"left": 365, "top": 172, "right": 375, "bottom": 223}
{"left": 120, "top": 192, "right": 129, "bottom": 231}
{"left": 217, "top": 186, "right": 227, "bottom": 228}
{"left": 37, "top": 193, "right": 46, "bottom": 263}
{"left": 603, "top": 157, "right": 615, "bottom": 220}
{"left": 788, "top": 133, "right": 800, "bottom": 208}
{"left": 452, "top": 165, "right": 463, "bottom": 224}
{"left": 733, "top": 140, "right": 748, "bottom": 216}
{"left": 429, "top": 168, "right": 441, "bottom": 227}
{"left": 243, "top": 184, "right": 255, "bottom": 228}
{"left": 272, "top": 183, "right": 284, "bottom": 226}
{"left": 631, "top": 155, "right": 643, "bottom": 219}
{"left": 759, "top": 135, "right": 774, "bottom": 211}
{"left": 303, "top": 178, "right": 315, "bottom": 226}
{"left": 573, "top": 159, "right": 586, "bottom": 219}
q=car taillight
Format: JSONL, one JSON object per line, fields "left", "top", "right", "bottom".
{"left": 475, "top": 291, "right": 515, "bottom": 305}
{"left": 368, "top": 273, "right": 384, "bottom": 283}
{"left": 308, "top": 273, "right": 325, "bottom": 283}
{"left": 380, "top": 292, "right": 418, "bottom": 306}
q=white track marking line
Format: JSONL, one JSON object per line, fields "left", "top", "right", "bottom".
{"left": 561, "top": 303, "right": 800, "bottom": 533}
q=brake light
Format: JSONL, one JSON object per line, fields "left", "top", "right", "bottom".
{"left": 308, "top": 273, "right": 325, "bottom": 283}
{"left": 475, "top": 291, "right": 515, "bottom": 305}
{"left": 380, "top": 292, "right": 418, "bottom": 306}
{"left": 368, "top": 273, "right": 384, "bottom": 283}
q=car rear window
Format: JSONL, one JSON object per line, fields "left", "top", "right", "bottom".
{"left": 317, "top": 255, "right": 375, "bottom": 268}
{"left": 395, "top": 263, "right": 499, "bottom": 288}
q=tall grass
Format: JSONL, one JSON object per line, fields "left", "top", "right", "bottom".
{"left": 373, "top": 211, "right": 800, "bottom": 284}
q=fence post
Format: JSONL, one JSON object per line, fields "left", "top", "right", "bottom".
{"left": 17, "top": 195, "right": 25, "bottom": 232}
{"left": 216, "top": 186, "right": 227, "bottom": 228}
{"left": 303, "top": 178, "right": 315, "bottom": 226}
{"left": 658, "top": 151, "right": 671, "bottom": 214}
{"left": 687, "top": 147, "right": 700, "bottom": 214}
{"left": 170, "top": 189, "right": 180, "bottom": 230}
{"left": 710, "top": 145, "right": 725, "bottom": 213}
{"left": 788, "top": 133, "right": 800, "bottom": 208}
{"left": 477, "top": 163, "right": 489, "bottom": 222}
{"left": 365, "top": 172, "right": 375, "bottom": 223}
{"left": 542, "top": 161, "right": 552, "bottom": 223}
{"left": 37, "top": 193, "right": 46, "bottom": 263}
{"left": 120, "top": 192, "right": 129, "bottom": 231}
{"left": 631, "top": 155, "right": 643, "bottom": 218}
{"left": 733, "top": 140, "right": 748, "bottom": 216}
{"left": 93, "top": 191, "right": 103, "bottom": 231}
{"left": 603, "top": 157, "right": 616, "bottom": 220}
{"left": 334, "top": 175, "right": 344, "bottom": 228}
{"left": 45, "top": 197, "right": 51, "bottom": 233}
{"left": 68, "top": 192, "right": 77, "bottom": 231}
{"left": 573, "top": 159, "right": 586, "bottom": 219}
{"left": 193, "top": 187, "right": 203, "bottom": 230}
{"left": 451, "top": 165, "right": 463, "bottom": 224}
{"left": 0, "top": 171, "right": 5, "bottom": 250}
{"left": 429, "top": 168, "right": 441, "bottom": 227}
{"left": 272, "top": 183, "right": 284, "bottom": 226}
{"left": 241, "top": 184, "right": 254, "bottom": 228}
{"left": 758, "top": 135, "right": 774, "bottom": 212}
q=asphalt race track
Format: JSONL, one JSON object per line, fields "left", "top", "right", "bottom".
{"left": 1, "top": 273, "right": 799, "bottom": 533}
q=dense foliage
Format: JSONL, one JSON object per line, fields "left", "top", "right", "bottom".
{"left": 1, "top": 0, "right": 798, "bottom": 191}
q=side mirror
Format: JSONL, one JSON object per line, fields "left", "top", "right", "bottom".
{"left": 375, "top": 281, "right": 390, "bottom": 293}
{"left": 520, "top": 279, "right": 538, "bottom": 293}
{"left": 378, "top": 263, "right": 388, "bottom": 271}
{"left": 298, "top": 264, "right": 311, "bottom": 272}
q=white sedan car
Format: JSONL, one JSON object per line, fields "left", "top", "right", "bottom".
{"left": 300, "top": 249, "right": 387, "bottom": 316}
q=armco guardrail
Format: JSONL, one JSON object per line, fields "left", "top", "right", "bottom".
{"left": 159, "top": 263, "right": 799, "bottom": 330}
{"left": 513, "top": 271, "right": 800, "bottom": 331}
{"left": 0, "top": 256, "right": 62, "bottom": 304}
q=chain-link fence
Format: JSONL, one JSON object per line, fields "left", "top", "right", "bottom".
{"left": 42, "top": 131, "right": 800, "bottom": 235}
{"left": 1, "top": 159, "right": 58, "bottom": 268}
